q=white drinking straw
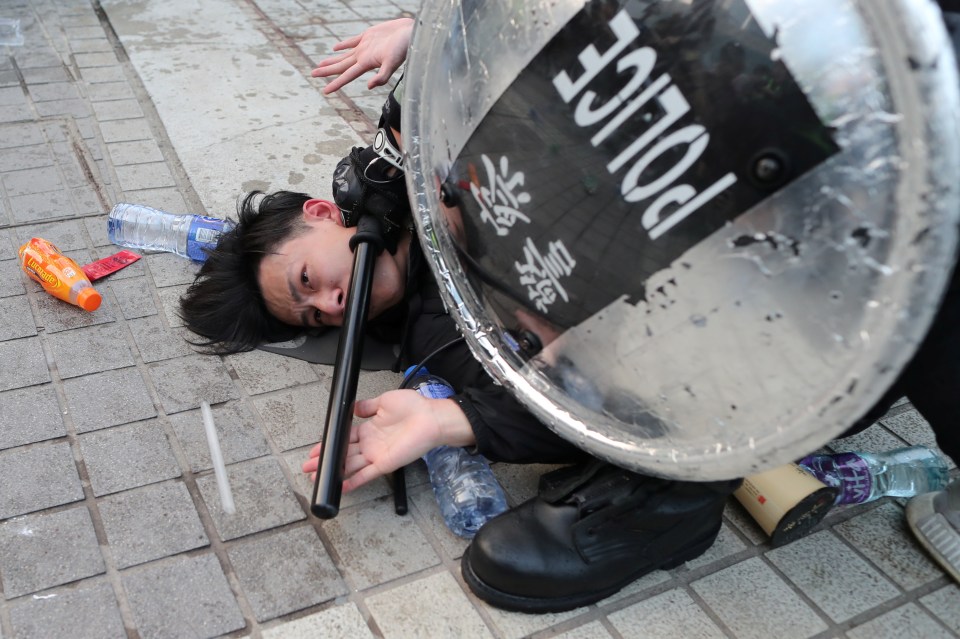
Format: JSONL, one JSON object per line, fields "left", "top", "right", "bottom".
{"left": 200, "top": 401, "right": 236, "bottom": 514}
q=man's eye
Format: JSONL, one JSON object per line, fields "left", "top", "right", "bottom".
{"left": 301, "top": 269, "right": 309, "bottom": 286}
{"left": 314, "top": 309, "right": 323, "bottom": 325}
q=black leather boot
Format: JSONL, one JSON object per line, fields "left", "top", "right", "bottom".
{"left": 462, "top": 460, "right": 740, "bottom": 613}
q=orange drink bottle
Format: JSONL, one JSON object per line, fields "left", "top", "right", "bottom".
{"left": 18, "top": 237, "right": 102, "bottom": 312}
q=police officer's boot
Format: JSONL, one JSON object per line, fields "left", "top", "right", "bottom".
{"left": 461, "top": 460, "right": 739, "bottom": 613}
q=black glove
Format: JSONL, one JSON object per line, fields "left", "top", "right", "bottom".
{"left": 331, "top": 144, "right": 410, "bottom": 254}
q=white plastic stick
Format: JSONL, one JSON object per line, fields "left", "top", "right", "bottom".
{"left": 200, "top": 401, "right": 236, "bottom": 514}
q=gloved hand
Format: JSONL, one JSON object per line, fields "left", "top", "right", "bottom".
{"left": 332, "top": 144, "right": 411, "bottom": 254}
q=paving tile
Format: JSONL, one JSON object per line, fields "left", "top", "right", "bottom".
{"left": 115, "top": 162, "right": 176, "bottom": 192}
{"left": 0, "top": 383, "right": 65, "bottom": 450}
{"left": 106, "top": 139, "right": 164, "bottom": 165}
{"left": 99, "top": 480, "right": 207, "bottom": 568}
{"left": 482, "top": 594, "right": 585, "bottom": 639}
{"left": 596, "top": 567, "right": 673, "bottom": 606}
{"left": 0, "top": 441, "right": 83, "bottom": 518}
{"left": 0, "top": 260, "right": 26, "bottom": 297}
{"left": 0, "top": 87, "right": 28, "bottom": 108}
{"left": 147, "top": 353, "right": 239, "bottom": 414}
{"left": 323, "top": 495, "right": 440, "bottom": 589}
{"left": 551, "top": 621, "right": 614, "bottom": 639}
{"left": 0, "top": 122, "right": 44, "bottom": 149}
{"left": 27, "top": 82, "right": 81, "bottom": 102}
{"left": 47, "top": 323, "right": 135, "bottom": 378}
{"left": 12, "top": 219, "right": 87, "bottom": 252}
{"left": 8, "top": 580, "right": 126, "bottom": 639}
{"left": 34, "top": 99, "right": 91, "bottom": 119}
{"left": 253, "top": 384, "right": 329, "bottom": 452}
{"left": 74, "top": 51, "right": 118, "bottom": 68}
{"left": 169, "top": 401, "right": 270, "bottom": 473}
{"left": 225, "top": 350, "right": 320, "bottom": 395}
{"left": 79, "top": 66, "right": 126, "bottom": 84}
{"left": 0, "top": 295, "right": 38, "bottom": 340}
{"left": 765, "top": 530, "right": 899, "bottom": 622}
{"left": 120, "top": 187, "right": 188, "bottom": 215}
{"left": 0, "top": 103, "right": 32, "bottom": 122}
{"left": 108, "top": 276, "right": 159, "bottom": 319}
{"left": 683, "top": 522, "right": 747, "bottom": 571}
{"left": 2, "top": 164, "right": 64, "bottom": 196}
{"left": 846, "top": 602, "right": 953, "bottom": 639}
{"left": 828, "top": 422, "right": 907, "bottom": 455}
{"left": 122, "top": 553, "right": 245, "bottom": 639}
{"left": 145, "top": 252, "right": 200, "bottom": 287}
{"left": 30, "top": 287, "right": 117, "bottom": 333}
{"left": 92, "top": 98, "right": 144, "bottom": 121}
{"left": 834, "top": 501, "right": 944, "bottom": 590}
{"left": 691, "top": 557, "right": 828, "bottom": 639}
{"left": 227, "top": 525, "right": 346, "bottom": 621}
{"left": 155, "top": 284, "right": 188, "bottom": 327}
{"left": 0, "top": 336, "right": 49, "bottom": 391}
{"left": 920, "top": 584, "right": 960, "bottom": 633}
{"left": 98, "top": 117, "right": 153, "bottom": 143}
{"left": 0, "top": 506, "right": 105, "bottom": 597}
{"left": 608, "top": 587, "right": 726, "bottom": 639}
{"left": 77, "top": 419, "right": 181, "bottom": 495}
{"left": 365, "top": 571, "right": 492, "bottom": 638}
{"left": 125, "top": 316, "right": 198, "bottom": 363}
{"left": 260, "top": 603, "right": 375, "bottom": 639}
{"left": 69, "top": 36, "right": 114, "bottom": 53}
{"left": 196, "top": 456, "right": 305, "bottom": 540}
{"left": 9, "top": 190, "right": 77, "bottom": 223}
{"left": 63, "top": 367, "right": 156, "bottom": 433}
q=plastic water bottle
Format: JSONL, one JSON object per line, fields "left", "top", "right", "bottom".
{"left": 406, "top": 366, "right": 509, "bottom": 538}
{"left": 107, "top": 203, "right": 235, "bottom": 262}
{"left": 798, "top": 446, "right": 949, "bottom": 505}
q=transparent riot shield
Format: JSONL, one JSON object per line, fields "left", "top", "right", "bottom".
{"left": 402, "top": 0, "right": 960, "bottom": 480}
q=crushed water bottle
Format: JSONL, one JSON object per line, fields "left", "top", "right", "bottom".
{"left": 406, "top": 366, "right": 509, "bottom": 538}
{"left": 798, "top": 446, "right": 949, "bottom": 505}
{"left": 107, "top": 203, "right": 235, "bottom": 262}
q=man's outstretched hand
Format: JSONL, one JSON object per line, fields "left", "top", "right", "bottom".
{"left": 312, "top": 18, "right": 414, "bottom": 94}
{"left": 302, "top": 387, "right": 476, "bottom": 493}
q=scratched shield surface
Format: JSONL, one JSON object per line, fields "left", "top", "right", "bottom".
{"left": 403, "top": 0, "right": 960, "bottom": 480}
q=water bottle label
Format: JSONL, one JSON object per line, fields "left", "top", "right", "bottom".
{"left": 186, "top": 216, "right": 231, "bottom": 261}
{"left": 828, "top": 453, "right": 873, "bottom": 504}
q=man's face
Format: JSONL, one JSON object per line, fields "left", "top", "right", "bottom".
{"left": 256, "top": 199, "right": 406, "bottom": 328}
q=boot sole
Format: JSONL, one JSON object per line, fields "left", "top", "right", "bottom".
{"left": 461, "top": 524, "right": 720, "bottom": 614}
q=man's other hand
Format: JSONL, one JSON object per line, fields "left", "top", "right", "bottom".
{"left": 312, "top": 18, "right": 414, "bottom": 94}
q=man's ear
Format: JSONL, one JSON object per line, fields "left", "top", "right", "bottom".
{"left": 302, "top": 199, "right": 341, "bottom": 224}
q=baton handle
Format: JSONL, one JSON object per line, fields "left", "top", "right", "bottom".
{"left": 310, "top": 241, "right": 377, "bottom": 518}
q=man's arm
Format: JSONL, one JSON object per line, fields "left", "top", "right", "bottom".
{"left": 312, "top": 18, "right": 414, "bottom": 94}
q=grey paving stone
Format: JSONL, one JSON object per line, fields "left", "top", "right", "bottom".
{"left": 260, "top": 603, "right": 375, "bottom": 639}
{"left": 766, "top": 530, "right": 899, "bottom": 622}
{"left": 0, "top": 506, "right": 105, "bottom": 597}
{"left": 253, "top": 384, "right": 330, "bottom": 452}
{"left": 364, "top": 572, "right": 491, "bottom": 638}
{"left": 410, "top": 486, "right": 471, "bottom": 559}
{"left": 828, "top": 422, "right": 907, "bottom": 455}
{"left": 63, "top": 26, "right": 103, "bottom": 40}
{"left": 0, "top": 103, "right": 32, "bottom": 122}
{"left": 12, "top": 219, "right": 86, "bottom": 250}
{"left": 168, "top": 401, "right": 270, "bottom": 473}
{"left": 106, "top": 139, "right": 163, "bottom": 165}
{"left": 846, "top": 602, "right": 953, "bottom": 639}
{"left": 196, "top": 456, "right": 304, "bottom": 540}
{"left": 156, "top": 284, "right": 188, "bottom": 327}
{"left": 122, "top": 553, "right": 245, "bottom": 639}
{"left": 27, "top": 82, "right": 81, "bottom": 102}
{"left": 691, "top": 557, "right": 828, "bottom": 639}
{"left": 0, "top": 383, "right": 65, "bottom": 450}
{"left": 0, "top": 441, "right": 84, "bottom": 518}
{"left": 35, "top": 99, "right": 91, "bottom": 119}
{"left": 2, "top": 165, "right": 63, "bottom": 196}
{"left": 92, "top": 98, "right": 144, "bottom": 122}
{"left": 0, "top": 295, "right": 38, "bottom": 340}
{"left": 92, "top": 275, "right": 153, "bottom": 319}
{"left": 8, "top": 580, "right": 126, "bottom": 639}
{"left": 98, "top": 118, "right": 152, "bottom": 143}
{"left": 74, "top": 51, "right": 117, "bottom": 68}
{"left": 83, "top": 214, "right": 113, "bottom": 248}
{"left": 79, "top": 66, "right": 125, "bottom": 84}
{"left": 99, "top": 480, "right": 207, "bottom": 568}
{"left": 608, "top": 588, "right": 726, "bottom": 639}
{"left": 9, "top": 190, "right": 77, "bottom": 223}
{"left": 77, "top": 419, "right": 181, "bottom": 496}
{"left": 683, "top": 522, "right": 748, "bottom": 571}
{"left": 0, "top": 260, "right": 25, "bottom": 297}
{"left": 126, "top": 316, "right": 197, "bottom": 363}
{"left": 146, "top": 252, "right": 201, "bottom": 287}
{"left": 147, "top": 354, "right": 239, "bottom": 414}
{"left": 0, "top": 336, "right": 50, "bottom": 392}
{"left": 85, "top": 80, "right": 134, "bottom": 101}
{"left": 834, "top": 501, "right": 944, "bottom": 590}
{"left": 551, "top": 621, "right": 614, "bottom": 639}
{"left": 0, "top": 122, "right": 44, "bottom": 149}
{"left": 47, "top": 323, "right": 135, "bottom": 379}
{"left": 120, "top": 188, "right": 188, "bottom": 216}
{"left": 63, "top": 367, "right": 156, "bottom": 433}
{"left": 115, "top": 162, "right": 176, "bottom": 192}
{"left": 227, "top": 525, "right": 346, "bottom": 621}
{"left": 919, "top": 584, "right": 960, "bottom": 634}
{"left": 0, "top": 87, "right": 28, "bottom": 108}
{"left": 323, "top": 495, "right": 440, "bottom": 589}
{"left": 225, "top": 349, "right": 319, "bottom": 395}
{"left": 69, "top": 36, "right": 114, "bottom": 53}
{"left": 29, "top": 286, "right": 117, "bottom": 333}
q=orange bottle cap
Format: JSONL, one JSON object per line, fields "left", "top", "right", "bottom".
{"left": 76, "top": 287, "right": 102, "bottom": 312}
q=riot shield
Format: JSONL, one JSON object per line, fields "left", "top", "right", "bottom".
{"left": 402, "top": 0, "right": 960, "bottom": 480}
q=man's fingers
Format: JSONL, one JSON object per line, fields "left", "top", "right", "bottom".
{"left": 343, "top": 465, "right": 381, "bottom": 493}
{"left": 322, "top": 65, "right": 366, "bottom": 94}
{"left": 343, "top": 453, "right": 368, "bottom": 477}
{"left": 302, "top": 456, "right": 318, "bottom": 474}
{"left": 332, "top": 35, "right": 362, "bottom": 51}
{"left": 308, "top": 442, "right": 322, "bottom": 457}
{"left": 354, "top": 396, "right": 379, "bottom": 418}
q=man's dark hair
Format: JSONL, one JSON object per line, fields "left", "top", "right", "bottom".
{"left": 178, "top": 190, "right": 314, "bottom": 354}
